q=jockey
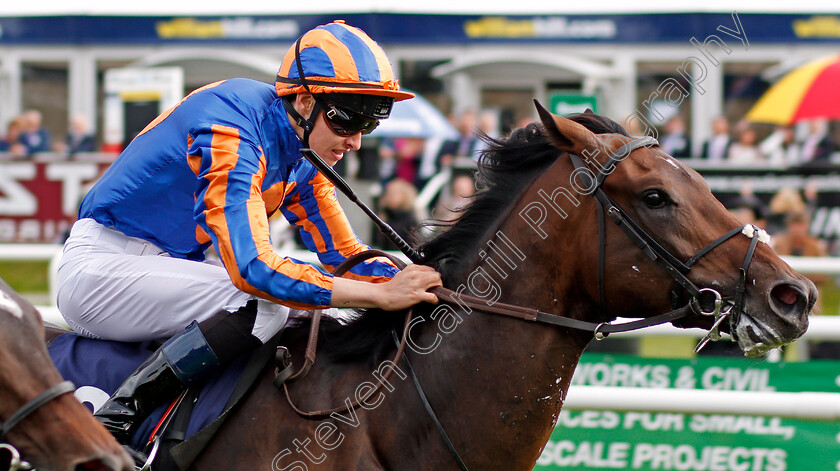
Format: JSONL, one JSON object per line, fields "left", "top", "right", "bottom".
{"left": 56, "top": 21, "right": 441, "bottom": 443}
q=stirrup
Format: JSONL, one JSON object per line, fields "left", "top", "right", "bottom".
{"left": 124, "top": 440, "right": 158, "bottom": 471}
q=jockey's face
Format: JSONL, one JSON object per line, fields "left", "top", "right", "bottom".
{"left": 290, "top": 93, "right": 363, "bottom": 167}
{"left": 309, "top": 108, "right": 363, "bottom": 167}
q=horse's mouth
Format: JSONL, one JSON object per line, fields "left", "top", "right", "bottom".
{"left": 732, "top": 312, "right": 788, "bottom": 358}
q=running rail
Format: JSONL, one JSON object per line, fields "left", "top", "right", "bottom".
{"left": 564, "top": 386, "right": 840, "bottom": 420}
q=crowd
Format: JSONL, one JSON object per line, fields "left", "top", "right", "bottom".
{"left": 363, "top": 108, "right": 501, "bottom": 250}
{"left": 0, "top": 109, "right": 97, "bottom": 158}
{"left": 660, "top": 114, "right": 838, "bottom": 165}
{"left": 5, "top": 99, "right": 840, "bottom": 360}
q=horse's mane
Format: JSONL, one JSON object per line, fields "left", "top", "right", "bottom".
{"left": 287, "top": 111, "right": 629, "bottom": 365}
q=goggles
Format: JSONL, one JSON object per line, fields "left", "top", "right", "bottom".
{"left": 320, "top": 102, "right": 380, "bottom": 136}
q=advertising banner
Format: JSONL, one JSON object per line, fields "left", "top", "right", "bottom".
{"left": 535, "top": 353, "right": 840, "bottom": 471}
{"left": 0, "top": 14, "right": 838, "bottom": 46}
{"left": 0, "top": 158, "right": 112, "bottom": 243}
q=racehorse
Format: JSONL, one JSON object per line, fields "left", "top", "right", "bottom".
{"left": 0, "top": 277, "right": 133, "bottom": 471}
{"left": 66, "top": 103, "right": 816, "bottom": 471}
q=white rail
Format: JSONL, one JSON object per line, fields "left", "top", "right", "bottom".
{"left": 564, "top": 386, "right": 840, "bottom": 420}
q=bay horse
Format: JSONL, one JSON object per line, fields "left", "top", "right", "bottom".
{"left": 0, "top": 277, "right": 133, "bottom": 471}
{"left": 125, "top": 103, "right": 819, "bottom": 470}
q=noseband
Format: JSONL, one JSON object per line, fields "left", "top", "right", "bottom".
{"left": 0, "top": 380, "right": 76, "bottom": 469}
{"left": 568, "top": 136, "right": 766, "bottom": 350}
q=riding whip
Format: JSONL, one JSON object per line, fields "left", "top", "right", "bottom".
{"left": 299, "top": 148, "right": 422, "bottom": 263}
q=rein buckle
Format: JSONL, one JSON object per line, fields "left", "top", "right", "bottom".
{"left": 593, "top": 322, "right": 610, "bottom": 341}
{"left": 691, "top": 288, "right": 733, "bottom": 353}
{"left": 0, "top": 444, "right": 32, "bottom": 471}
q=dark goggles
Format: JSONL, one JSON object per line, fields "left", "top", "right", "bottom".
{"left": 320, "top": 102, "right": 380, "bottom": 136}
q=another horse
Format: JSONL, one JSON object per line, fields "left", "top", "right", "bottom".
{"left": 84, "top": 104, "right": 818, "bottom": 470}
{"left": 0, "top": 277, "right": 133, "bottom": 471}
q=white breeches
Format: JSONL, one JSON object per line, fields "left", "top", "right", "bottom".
{"left": 56, "top": 218, "right": 320, "bottom": 343}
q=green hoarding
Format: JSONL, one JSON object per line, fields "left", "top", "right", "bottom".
{"left": 548, "top": 94, "right": 598, "bottom": 116}
{"left": 534, "top": 354, "right": 840, "bottom": 471}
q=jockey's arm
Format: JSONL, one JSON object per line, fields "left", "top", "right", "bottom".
{"left": 330, "top": 265, "right": 441, "bottom": 311}
{"left": 292, "top": 169, "right": 442, "bottom": 310}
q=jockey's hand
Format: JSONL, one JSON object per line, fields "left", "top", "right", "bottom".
{"left": 377, "top": 264, "right": 442, "bottom": 310}
{"left": 330, "top": 264, "right": 442, "bottom": 311}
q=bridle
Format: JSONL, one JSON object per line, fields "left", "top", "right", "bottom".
{"left": 276, "top": 136, "right": 769, "bottom": 470}
{"left": 0, "top": 380, "right": 76, "bottom": 471}
{"left": 421, "top": 136, "right": 766, "bottom": 347}
{"left": 567, "top": 135, "right": 766, "bottom": 349}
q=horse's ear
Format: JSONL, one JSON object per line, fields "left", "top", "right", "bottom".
{"left": 533, "top": 100, "right": 597, "bottom": 154}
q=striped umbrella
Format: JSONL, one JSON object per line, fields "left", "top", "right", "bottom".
{"left": 746, "top": 54, "right": 840, "bottom": 125}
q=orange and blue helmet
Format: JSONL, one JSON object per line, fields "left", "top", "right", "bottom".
{"left": 275, "top": 21, "right": 414, "bottom": 103}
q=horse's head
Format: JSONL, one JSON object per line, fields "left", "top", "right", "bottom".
{"left": 0, "top": 280, "right": 133, "bottom": 471}
{"left": 532, "top": 103, "right": 814, "bottom": 357}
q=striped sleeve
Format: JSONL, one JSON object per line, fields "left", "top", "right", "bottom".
{"left": 280, "top": 168, "right": 399, "bottom": 282}
{"left": 191, "top": 124, "right": 334, "bottom": 309}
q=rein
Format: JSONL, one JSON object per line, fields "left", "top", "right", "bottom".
{"left": 0, "top": 380, "right": 76, "bottom": 471}
{"left": 0, "top": 381, "right": 76, "bottom": 441}
{"left": 274, "top": 250, "right": 414, "bottom": 419}
{"left": 275, "top": 136, "right": 769, "bottom": 469}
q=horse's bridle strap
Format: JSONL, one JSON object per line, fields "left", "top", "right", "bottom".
{"left": 0, "top": 380, "right": 75, "bottom": 440}
{"left": 429, "top": 286, "right": 692, "bottom": 335}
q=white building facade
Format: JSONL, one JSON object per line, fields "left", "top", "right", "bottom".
{"left": 1, "top": 9, "right": 839, "bottom": 154}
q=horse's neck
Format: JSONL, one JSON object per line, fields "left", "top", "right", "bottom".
{"left": 412, "top": 226, "right": 593, "bottom": 468}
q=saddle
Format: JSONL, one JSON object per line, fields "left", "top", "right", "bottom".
{"left": 46, "top": 250, "right": 404, "bottom": 470}
{"left": 48, "top": 331, "right": 281, "bottom": 471}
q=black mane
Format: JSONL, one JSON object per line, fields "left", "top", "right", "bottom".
{"left": 288, "top": 111, "right": 629, "bottom": 365}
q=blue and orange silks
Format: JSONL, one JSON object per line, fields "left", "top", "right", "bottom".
{"left": 79, "top": 78, "right": 397, "bottom": 309}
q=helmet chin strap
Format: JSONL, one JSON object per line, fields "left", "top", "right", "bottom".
{"left": 281, "top": 34, "right": 323, "bottom": 148}
{"left": 283, "top": 97, "right": 321, "bottom": 147}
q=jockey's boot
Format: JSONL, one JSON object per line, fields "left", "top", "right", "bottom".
{"left": 94, "top": 320, "right": 220, "bottom": 444}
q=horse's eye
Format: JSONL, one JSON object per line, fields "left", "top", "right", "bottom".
{"left": 642, "top": 189, "right": 669, "bottom": 208}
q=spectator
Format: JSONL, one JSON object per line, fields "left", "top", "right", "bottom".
{"left": 727, "top": 125, "right": 763, "bottom": 164}
{"left": 374, "top": 178, "right": 419, "bottom": 251}
{"left": 417, "top": 136, "right": 446, "bottom": 189}
{"left": 660, "top": 115, "right": 691, "bottom": 158}
{"left": 800, "top": 118, "right": 834, "bottom": 163}
{"left": 377, "top": 138, "right": 397, "bottom": 181}
{"left": 772, "top": 211, "right": 826, "bottom": 258}
{"left": 63, "top": 114, "right": 97, "bottom": 155}
{"left": 802, "top": 180, "right": 819, "bottom": 216}
{"left": 392, "top": 137, "right": 425, "bottom": 188}
{"left": 17, "top": 109, "right": 51, "bottom": 155}
{"left": 728, "top": 196, "right": 766, "bottom": 228}
{"left": 0, "top": 116, "right": 27, "bottom": 158}
{"left": 437, "top": 109, "right": 481, "bottom": 166}
{"left": 701, "top": 116, "right": 732, "bottom": 162}
{"left": 766, "top": 187, "right": 808, "bottom": 235}
{"left": 433, "top": 174, "right": 476, "bottom": 223}
{"left": 760, "top": 125, "right": 800, "bottom": 166}
{"left": 472, "top": 109, "right": 501, "bottom": 161}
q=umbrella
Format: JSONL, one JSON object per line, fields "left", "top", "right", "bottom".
{"left": 368, "top": 90, "right": 459, "bottom": 139}
{"left": 746, "top": 54, "right": 840, "bottom": 125}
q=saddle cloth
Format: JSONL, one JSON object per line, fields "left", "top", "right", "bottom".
{"left": 48, "top": 333, "right": 249, "bottom": 451}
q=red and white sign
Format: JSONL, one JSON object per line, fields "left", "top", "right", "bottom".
{"left": 0, "top": 158, "right": 112, "bottom": 243}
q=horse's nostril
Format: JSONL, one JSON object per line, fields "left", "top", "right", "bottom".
{"left": 771, "top": 284, "right": 800, "bottom": 308}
